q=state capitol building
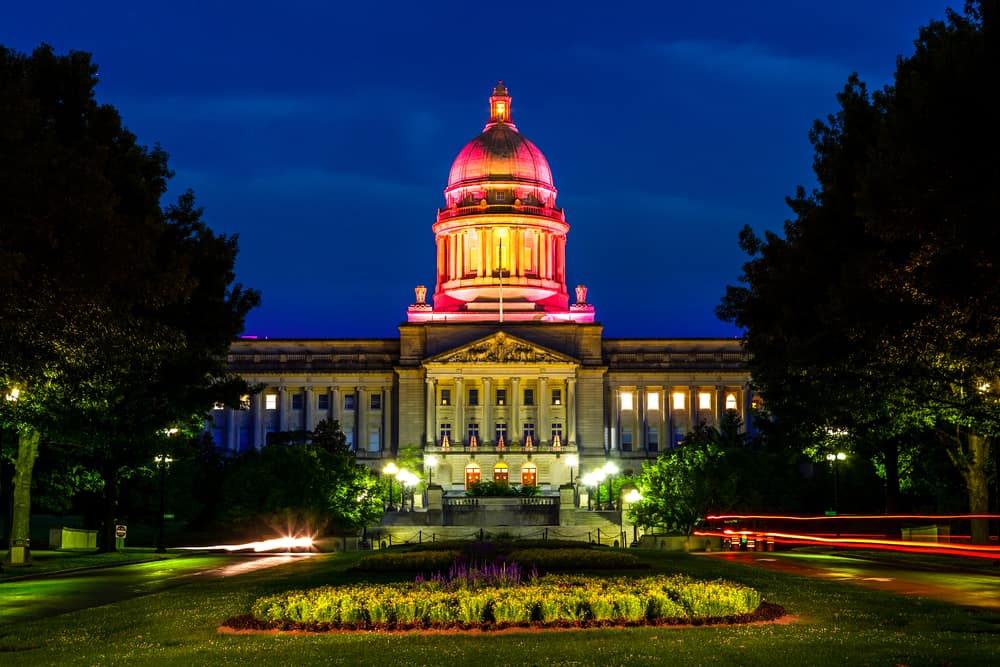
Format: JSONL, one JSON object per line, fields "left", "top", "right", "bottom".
{"left": 210, "top": 83, "right": 751, "bottom": 504}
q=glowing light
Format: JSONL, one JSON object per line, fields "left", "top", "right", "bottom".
{"left": 624, "top": 489, "right": 642, "bottom": 503}
{"left": 565, "top": 454, "right": 578, "bottom": 468}
{"left": 706, "top": 513, "right": 1000, "bottom": 521}
{"left": 647, "top": 392, "right": 659, "bottom": 411}
{"left": 620, "top": 391, "right": 633, "bottom": 411}
{"left": 698, "top": 392, "right": 711, "bottom": 410}
{"left": 672, "top": 392, "right": 685, "bottom": 410}
{"left": 265, "top": 394, "right": 277, "bottom": 410}
{"left": 602, "top": 461, "right": 619, "bottom": 476}
{"left": 725, "top": 393, "right": 737, "bottom": 410}
{"left": 5, "top": 387, "right": 20, "bottom": 402}
{"left": 425, "top": 454, "right": 439, "bottom": 469}
{"left": 826, "top": 452, "right": 847, "bottom": 461}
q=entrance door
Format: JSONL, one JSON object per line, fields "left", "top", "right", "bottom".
{"left": 465, "top": 462, "right": 481, "bottom": 489}
{"left": 493, "top": 462, "right": 509, "bottom": 485}
{"left": 521, "top": 462, "right": 537, "bottom": 487}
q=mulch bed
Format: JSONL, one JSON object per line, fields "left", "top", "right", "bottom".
{"left": 218, "top": 601, "right": 787, "bottom": 634}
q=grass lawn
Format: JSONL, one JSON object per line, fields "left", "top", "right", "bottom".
{"left": 0, "top": 548, "right": 997, "bottom": 666}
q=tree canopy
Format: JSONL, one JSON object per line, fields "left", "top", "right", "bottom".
{"left": 718, "top": 1, "right": 999, "bottom": 541}
{"left": 0, "top": 44, "right": 259, "bottom": 559}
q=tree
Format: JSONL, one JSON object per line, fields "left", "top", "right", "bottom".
{"left": 0, "top": 44, "right": 259, "bottom": 561}
{"left": 719, "top": 1, "right": 999, "bottom": 542}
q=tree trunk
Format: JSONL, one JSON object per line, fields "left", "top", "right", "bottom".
{"left": 4, "top": 428, "right": 40, "bottom": 566}
{"left": 98, "top": 464, "right": 119, "bottom": 553}
{"left": 965, "top": 434, "right": 991, "bottom": 545}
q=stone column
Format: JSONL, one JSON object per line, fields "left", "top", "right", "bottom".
{"left": 690, "top": 386, "right": 698, "bottom": 429}
{"left": 355, "top": 386, "right": 365, "bottom": 451}
{"left": 382, "top": 387, "right": 392, "bottom": 453}
{"left": 304, "top": 386, "right": 313, "bottom": 432}
{"left": 226, "top": 408, "right": 237, "bottom": 452}
{"left": 716, "top": 385, "right": 725, "bottom": 424}
{"left": 278, "top": 386, "right": 288, "bottom": 432}
{"left": 538, "top": 377, "right": 548, "bottom": 445}
{"left": 567, "top": 377, "right": 577, "bottom": 446}
{"left": 425, "top": 377, "right": 437, "bottom": 446}
{"left": 329, "top": 386, "right": 338, "bottom": 422}
{"left": 609, "top": 385, "right": 618, "bottom": 451}
{"left": 639, "top": 386, "right": 646, "bottom": 451}
{"left": 510, "top": 377, "right": 520, "bottom": 443}
{"left": 483, "top": 377, "right": 493, "bottom": 444}
{"left": 252, "top": 393, "right": 264, "bottom": 450}
{"left": 455, "top": 377, "right": 465, "bottom": 446}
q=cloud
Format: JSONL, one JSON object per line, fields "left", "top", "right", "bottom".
{"left": 643, "top": 39, "right": 849, "bottom": 88}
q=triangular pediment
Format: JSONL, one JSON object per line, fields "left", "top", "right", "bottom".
{"left": 427, "top": 332, "right": 578, "bottom": 365}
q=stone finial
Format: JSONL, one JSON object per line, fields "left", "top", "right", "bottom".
{"left": 414, "top": 285, "right": 427, "bottom": 304}
{"left": 575, "top": 284, "right": 588, "bottom": 304}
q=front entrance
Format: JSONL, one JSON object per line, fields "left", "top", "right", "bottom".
{"left": 465, "top": 462, "right": 481, "bottom": 488}
{"left": 521, "top": 462, "right": 537, "bottom": 487}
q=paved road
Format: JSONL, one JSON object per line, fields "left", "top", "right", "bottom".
{"left": 702, "top": 551, "right": 1000, "bottom": 610}
{"left": 0, "top": 554, "right": 304, "bottom": 625}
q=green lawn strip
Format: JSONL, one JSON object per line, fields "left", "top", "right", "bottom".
{"left": 0, "top": 548, "right": 181, "bottom": 580}
{"left": 0, "top": 550, "right": 996, "bottom": 666}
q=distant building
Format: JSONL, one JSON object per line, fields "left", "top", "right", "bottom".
{"left": 212, "top": 83, "right": 751, "bottom": 501}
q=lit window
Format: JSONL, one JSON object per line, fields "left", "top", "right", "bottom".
{"left": 467, "top": 422, "right": 479, "bottom": 443}
{"left": 495, "top": 422, "right": 507, "bottom": 445}
{"left": 496, "top": 389, "right": 506, "bottom": 406}
{"left": 551, "top": 423, "right": 563, "bottom": 442}
{"left": 213, "top": 402, "right": 225, "bottom": 411}
{"left": 441, "top": 389, "right": 451, "bottom": 406}
{"left": 465, "top": 232, "right": 480, "bottom": 273}
{"left": 317, "top": 393, "right": 330, "bottom": 410}
{"left": 523, "top": 423, "right": 535, "bottom": 442}
{"left": 751, "top": 396, "right": 764, "bottom": 410}
{"left": 672, "top": 392, "right": 685, "bottom": 410}
{"left": 620, "top": 391, "right": 633, "bottom": 411}
{"left": 621, "top": 429, "right": 633, "bottom": 452}
{"left": 265, "top": 394, "right": 277, "bottom": 410}
{"left": 524, "top": 388, "right": 534, "bottom": 406}
{"left": 496, "top": 190, "right": 506, "bottom": 202}
{"left": 291, "top": 393, "right": 304, "bottom": 410}
{"left": 468, "top": 388, "right": 479, "bottom": 406}
{"left": 698, "top": 392, "right": 712, "bottom": 410}
{"left": 552, "top": 389, "right": 561, "bottom": 405}
{"left": 239, "top": 395, "right": 250, "bottom": 410}
{"left": 647, "top": 427, "right": 659, "bottom": 452}
{"left": 440, "top": 423, "right": 452, "bottom": 443}
{"left": 725, "top": 393, "right": 737, "bottom": 411}
{"left": 647, "top": 392, "right": 659, "bottom": 411}
{"left": 494, "top": 228, "right": 509, "bottom": 271}
{"left": 370, "top": 393, "right": 382, "bottom": 410}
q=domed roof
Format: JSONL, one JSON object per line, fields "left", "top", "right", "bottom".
{"left": 446, "top": 82, "right": 554, "bottom": 189}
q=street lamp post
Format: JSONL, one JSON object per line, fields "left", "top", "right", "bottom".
{"left": 826, "top": 452, "right": 846, "bottom": 514}
{"left": 424, "top": 455, "right": 438, "bottom": 486}
{"left": 624, "top": 489, "right": 643, "bottom": 547}
{"left": 383, "top": 462, "right": 399, "bottom": 510}
{"left": 602, "top": 461, "right": 619, "bottom": 510}
{"left": 565, "top": 454, "right": 578, "bottom": 485}
{"left": 154, "top": 454, "right": 173, "bottom": 553}
{"left": 397, "top": 469, "right": 417, "bottom": 511}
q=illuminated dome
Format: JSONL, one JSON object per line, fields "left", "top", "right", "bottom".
{"left": 447, "top": 125, "right": 553, "bottom": 189}
{"left": 407, "top": 82, "right": 595, "bottom": 324}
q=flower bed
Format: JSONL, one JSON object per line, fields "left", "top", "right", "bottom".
{"left": 230, "top": 573, "right": 774, "bottom": 632}
{"left": 353, "top": 547, "right": 646, "bottom": 573}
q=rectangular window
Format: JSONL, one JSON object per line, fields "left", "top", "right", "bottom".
{"left": 551, "top": 389, "right": 562, "bottom": 405}
{"left": 441, "top": 389, "right": 451, "bottom": 406}
{"left": 317, "top": 393, "right": 330, "bottom": 411}
{"left": 698, "top": 392, "right": 712, "bottom": 410}
{"left": 368, "top": 427, "right": 380, "bottom": 452}
{"left": 523, "top": 423, "right": 535, "bottom": 443}
{"left": 370, "top": 393, "right": 382, "bottom": 410}
{"left": 495, "top": 422, "right": 507, "bottom": 443}
{"left": 440, "top": 423, "right": 452, "bottom": 443}
{"left": 672, "top": 392, "right": 685, "bottom": 410}
{"left": 647, "top": 427, "right": 659, "bottom": 452}
{"left": 468, "top": 422, "right": 480, "bottom": 444}
{"left": 495, "top": 190, "right": 506, "bottom": 201}
{"left": 621, "top": 429, "right": 633, "bottom": 452}
{"left": 496, "top": 389, "right": 507, "bottom": 406}
{"left": 523, "top": 388, "right": 534, "bottom": 406}
{"left": 344, "top": 430, "right": 355, "bottom": 449}
{"left": 620, "top": 390, "right": 634, "bottom": 411}
{"left": 468, "top": 388, "right": 479, "bottom": 406}
{"left": 291, "top": 393, "right": 304, "bottom": 410}
{"left": 265, "top": 394, "right": 277, "bottom": 410}
{"left": 344, "top": 393, "right": 356, "bottom": 411}
{"left": 647, "top": 391, "right": 660, "bottom": 411}
{"left": 551, "top": 422, "right": 563, "bottom": 443}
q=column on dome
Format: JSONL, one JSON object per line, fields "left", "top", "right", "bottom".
{"left": 510, "top": 377, "right": 520, "bottom": 444}
{"left": 558, "top": 236, "right": 567, "bottom": 283}
{"left": 425, "top": 378, "right": 437, "bottom": 446}
{"left": 455, "top": 378, "right": 465, "bottom": 447}
{"left": 539, "top": 233, "right": 548, "bottom": 280}
{"left": 483, "top": 377, "right": 493, "bottom": 445}
{"left": 513, "top": 229, "right": 522, "bottom": 277}
{"left": 538, "top": 377, "right": 548, "bottom": 445}
{"left": 483, "top": 229, "right": 493, "bottom": 277}
{"left": 437, "top": 237, "right": 446, "bottom": 283}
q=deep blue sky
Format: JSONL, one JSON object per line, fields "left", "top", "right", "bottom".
{"left": 3, "top": 1, "right": 958, "bottom": 339}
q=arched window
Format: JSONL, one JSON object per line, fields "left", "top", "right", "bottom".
{"left": 493, "top": 462, "right": 509, "bottom": 485}
{"left": 725, "top": 393, "right": 738, "bottom": 411}
{"left": 465, "top": 462, "right": 481, "bottom": 489}
{"left": 521, "top": 462, "right": 537, "bottom": 487}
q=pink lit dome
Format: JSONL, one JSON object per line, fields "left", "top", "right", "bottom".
{"left": 447, "top": 124, "right": 554, "bottom": 189}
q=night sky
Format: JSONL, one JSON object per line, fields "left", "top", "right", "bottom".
{"left": 3, "top": 1, "right": 958, "bottom": 340}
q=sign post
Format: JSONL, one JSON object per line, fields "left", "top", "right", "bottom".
{"left": 115, "top": 524, "right": 127, "bottom": 551}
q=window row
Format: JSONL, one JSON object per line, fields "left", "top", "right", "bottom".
{"left": 465, "top": 461, "right": 537, "bottom": 488}
{"left": 440, "top": 387, "right": 561, "bottom": 407}
{"left": 439, "top": 422, "right": 562, "bottom": 446}
{"left": 618, "top": 390, "right": 739, "bottom": 412}
{"left": 261, "top": 391, "right": 384, "bottom": 411}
